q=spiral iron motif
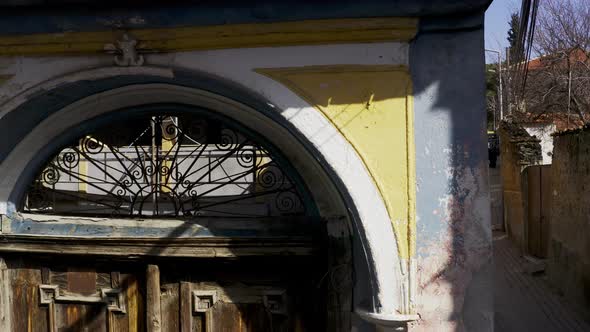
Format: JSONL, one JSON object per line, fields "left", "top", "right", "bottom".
{"left": 215, "top": 129, "right": 240, "bottom": 151}
{"left": 80, "top": 136, "right": 104, "bottom": 154}
{"left": 236, "top": 148, "right": 255, "bottom": 168}
{"left": 22, "top": 114, "right": 307, "bottom": 217}
{"left": 26, "top": 186, "right": 51, "bottom": 211}
{"left": 60, "top": 151, "right": 79, "bottom": 169}
{"left": 41, "top": 166, "right": 60, "bottom": 185}
{"left": 257, "top": 164, "right": 285, "bottom": 190}
{"left": 275, "top": 191, "right": 302, "bottom": 213}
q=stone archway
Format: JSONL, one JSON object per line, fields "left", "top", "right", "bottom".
{"left": 0, "top": 67, "right": 404, "bottom": 323}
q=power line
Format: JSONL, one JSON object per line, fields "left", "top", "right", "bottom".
{"left": 513, "top": 0, "right": 540, "bottom": 103}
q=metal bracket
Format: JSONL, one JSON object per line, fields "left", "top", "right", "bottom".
{"left": 263, "top": 290, "right": 287, "bottom": 315}
{"left": 192, "top": 290, "right": 218, "bottom": 313}
{"left": 104, "top": 33, "right": 144, "bottom": 67}
{"left": 39, "top": 284, "right": 126, "bottom": 313}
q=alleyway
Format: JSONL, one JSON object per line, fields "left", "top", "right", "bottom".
{"left": 493, "top": 233, "right": 590, "bottom": 331}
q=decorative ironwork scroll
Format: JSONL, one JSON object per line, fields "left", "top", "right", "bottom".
{"left": 23, "top": 114, "right": 307, "bottom": 217}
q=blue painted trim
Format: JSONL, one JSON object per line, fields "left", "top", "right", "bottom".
{"left": 7, "top": 219, "right": 314, "bottom": 237}
{"left": 0, "top": 0, "right": 492, "bottom": 36}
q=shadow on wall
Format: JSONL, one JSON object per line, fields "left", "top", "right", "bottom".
{"left": 0, "top": 15, "right": 492, "bottom": 332}
{"left": 3, "top": 107, "right": 338, "bottom": 330}
{"left": 409, "top": 14, "right": 493, "bottom": 332}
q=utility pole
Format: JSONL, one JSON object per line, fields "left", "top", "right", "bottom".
{"left": 486, "top": 49, "right": 504, "bottom": 127}
{"left": 505, "top": 47, "right": 512, "bottom": 116}
{"left": 567, "top": 58, "right": 572, "bottom": 129}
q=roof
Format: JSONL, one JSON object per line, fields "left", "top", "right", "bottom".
{"left": 553, "top": 123, "right": 590, "bottom": 137}
{"left": 526, "top": 47, "right": 589, "bottom": 71}
{"left": 509, "top": 112, "right": 589, "bottom": 132}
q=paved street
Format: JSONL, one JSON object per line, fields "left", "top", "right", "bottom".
{"left": 493, "top": 233, "right": 590, "bottom": 331}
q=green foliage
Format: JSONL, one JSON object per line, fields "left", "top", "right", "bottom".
{"left": 507, "top": 12, "right": 524, "bottom": 63}
{"left": 507, "top": 12, "right": 519, "bottom": 48}
{"left": 486, "top": 63, "right": 500, "bottom": 130}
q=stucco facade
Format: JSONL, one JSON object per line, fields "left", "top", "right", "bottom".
{"left": 0, "top": 1, "right": 492, "bottom": 330}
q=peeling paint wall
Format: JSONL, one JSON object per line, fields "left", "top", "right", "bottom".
{"left": 0, "top": 42, "right": 411, "bottom": 328}
{"left": 0, "top": 10, "right": 494, "bottom": 331}
{"left": 256, "top": 65, "right": 416, "bottom": 261}
{"left": 410, "top": 14, "right": 493, "bottom": 331}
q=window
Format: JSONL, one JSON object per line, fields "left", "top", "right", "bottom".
{"left": 23, "top": 112, "right": 308, "bottom": 218}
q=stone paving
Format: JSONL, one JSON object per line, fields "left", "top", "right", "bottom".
{"left": 493, "top": 233, "right": 590, "bottom": 331}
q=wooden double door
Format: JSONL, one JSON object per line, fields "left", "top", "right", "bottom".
{"left": 1, "top": 254, "right": 325, "bottom": 332}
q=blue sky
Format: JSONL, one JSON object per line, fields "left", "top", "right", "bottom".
{"left": 485, "top": 0, "right": 518, "bottom": 62}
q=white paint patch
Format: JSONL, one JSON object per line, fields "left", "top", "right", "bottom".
{"left": 523, "top": 123, "right": 556, "bottom": 165}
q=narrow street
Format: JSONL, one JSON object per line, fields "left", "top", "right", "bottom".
{"left": 493, "top": 233, "right": 590, "bottom": 331}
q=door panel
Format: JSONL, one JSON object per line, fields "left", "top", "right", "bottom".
{"left": 5, "top": 255, "right": 144, "bottom": 332}
{"left": 11, "top": 267, "right": 49, "bottom": 332}
{"left": 3, "top": 255, "right": 323, "bottom": 332}
{"left": 158, "top": 257, "right": 324, "bottom": 332}
{"left": 185, "top": 282, "right": 286, "bottom": 331}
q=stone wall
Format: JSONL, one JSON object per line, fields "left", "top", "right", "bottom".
{"left": 549, "top": 126, "right": 590, "bottom": 309}
{"left": 498, "top": 121, "right": 542, "bottom": 249}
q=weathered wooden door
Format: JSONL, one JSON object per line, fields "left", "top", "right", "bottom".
{"left": 1, "top": 111, "right": 329, "bottom": 331}
{"left": 524, "top": 165, "right": 552, "bottom": 258}
{"left": 157, "top": 257, "right": 324, "bottom": 331}
{"left": 1, "top": 254, "right": 323, "bottom": 331}
{"left": 2, "top": 254, "right": 145, "bottom": 332}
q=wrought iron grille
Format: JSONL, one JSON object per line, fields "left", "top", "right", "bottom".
{"left": 23, "top": 114, "right": 307, "bottom": 217}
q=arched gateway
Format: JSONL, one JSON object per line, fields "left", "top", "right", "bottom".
{"left": 0, "top": 68, "right": 406, "bottom": 331}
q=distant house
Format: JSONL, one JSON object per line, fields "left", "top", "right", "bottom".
{"left": 522, "top": 47, "right": 589, "bottom": 123}
{"left": 526, "top": 47, "right": 589, "bottom": 71}
{"left": 508, "top": 47, "right": 590, "bottom": 164}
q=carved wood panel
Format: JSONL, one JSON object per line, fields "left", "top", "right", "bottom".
{"left": 3, "top": 255, "right": 327, "bottom": 331}
{"left": 155, "top": 257, "right": 325, "bottom": 332}
{"left": 5, "top": 257, "right": 144, "bottom": 332}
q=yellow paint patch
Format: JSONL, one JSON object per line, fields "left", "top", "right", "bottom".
{"left": 78, "top": 138, "right": 88, "bottom": 193}
{"left": 0, "top": 18, "right": 417, "bottom": 56}
{"left": 257, "top": 65, "right": 416, "bottom": 258}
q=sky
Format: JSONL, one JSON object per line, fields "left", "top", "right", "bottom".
{"left": 485, "top": 0, "right": 518, "bottom": 63}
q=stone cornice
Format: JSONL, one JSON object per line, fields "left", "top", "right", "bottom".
{"left": 0, "top": 18, "right": 417, "bottom": 56}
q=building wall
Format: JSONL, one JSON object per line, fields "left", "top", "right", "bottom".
{"left": 0, "top": 41, "right": 415, "bottom": 330}
{"left": 549, "top": 127, "right": 590, "bottom": 309}
{"left": 0, "top": 11, "right": 493, "bottom": 331}
{"left": 410, "top": 14, "right": 493, "bottom": 332}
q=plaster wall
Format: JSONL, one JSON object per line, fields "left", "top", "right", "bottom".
{"left": 549, "top": 129, "right": 590, "bottom": 309}
{"left": 410, "top": 17, "right": 493, "bottom": 331}
{"left": 0, "top": 18, "right": 494, "bottom": 330}
{"left": 0, "top": 42, "right": 411, "bottom": 327}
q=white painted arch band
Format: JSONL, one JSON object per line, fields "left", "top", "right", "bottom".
{"left": 0, "top": 71, "right": 401, "bottom": 315}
